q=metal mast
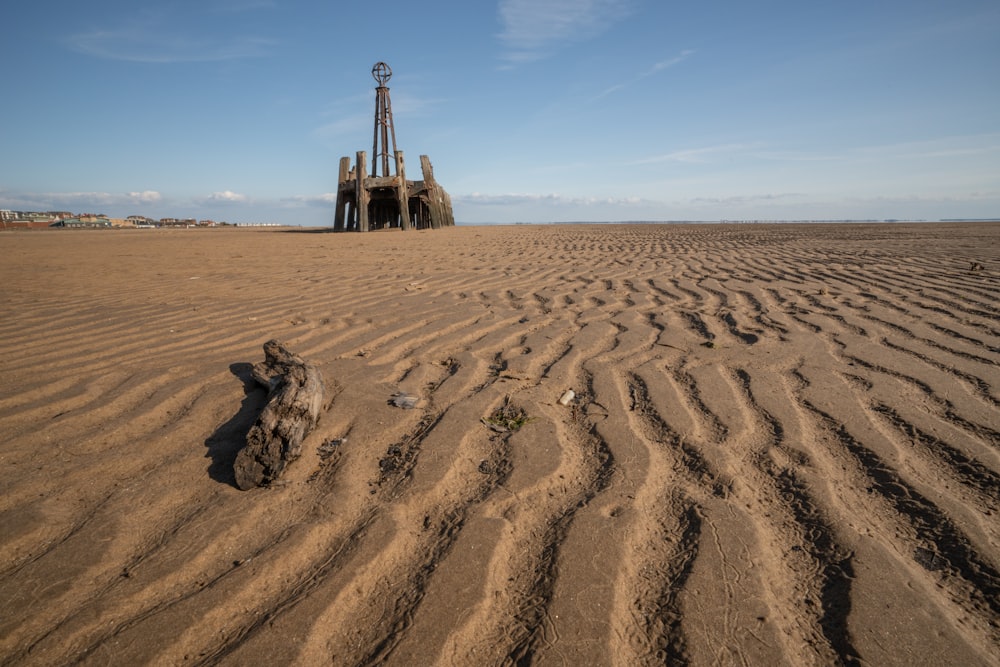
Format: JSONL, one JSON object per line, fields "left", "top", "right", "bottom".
{"left": 371, "top": 61, "right": 398, "bottom": 178}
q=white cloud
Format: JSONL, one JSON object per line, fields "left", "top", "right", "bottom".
{"left": 127, "top": 190, "right": 162, "bottom": 203}
{"left": 206, "top": 190, "right": 248, "bottom": 203}
{"left": 8, "top": 191, "right": 117, "bottom": 209}
{"left": 497, "top": 0, "right": 634, "bottom": 64}
{"left": 0, "top": 190, "right": 47, "bottom": 210}
{"left": 0, "top": 190, "right": 171, "bottom": 214}
{"left": 51, "top": 191, "right": 116, "bottom": 206}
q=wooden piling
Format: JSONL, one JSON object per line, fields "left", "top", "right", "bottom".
{"left": 356, "top": 151, "right": 369, "bottom": 233}
{"left": 395, "top": 150, "right": 410, "bottom": 230}
{"left": 334, "top": 156, "right": 351, "bottom": 232}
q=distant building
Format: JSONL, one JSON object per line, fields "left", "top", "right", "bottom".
{"left": 52, "top": 217, "right": 112, "bottom": 228}
{"left": 1, "top": 211, "right": 57, "bottom": 229}
{"left": 2, "top": 219, "right": 54, "bottom": 230}
{"left": 127, "top": 215, "right": 156, "bottom": 227}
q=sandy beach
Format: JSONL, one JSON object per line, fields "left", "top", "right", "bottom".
{"left": 1, "top": 222, "right": 998, "bottom": 666}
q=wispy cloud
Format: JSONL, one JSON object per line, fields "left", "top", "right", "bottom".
{"left": 851, "top": 134, "right": 1000, "bottom": 161}
{"left": 281, "top": 194, "right": 337, "bottom": 207}
{"left": 70, "top": 13, "right": 275, "bottom": 63}
{"left": 456, "top": 192, "right": 647, "bottom": 207}
{"left": 630, "top": 142, "right": 762, "bottom": 165}
{"left": 757, "top": 134, "right": 1000, "bottom": 164}
{"left": 1, "top": 190, "right": 164, "bottom": 212}
{"left": 497, "top": 0, "right": 635, "bottom": 65}
{"left": 210, "top": 0, "right": 276, "bottom": 13}
{"left": 315, "top": 89, "right": 443, "bottom": 145}
{"left": 457, "top": 193, "right": 562, "bottom": 206}
{"left": 595, "top": 49, "right": 694, "bottom": 99}
{"left": 689, "top": 193, "right": 802, "bottom": 206}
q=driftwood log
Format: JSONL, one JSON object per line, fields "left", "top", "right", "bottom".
{"left": 233, "top": 339, "right": 325, "bottom": 490}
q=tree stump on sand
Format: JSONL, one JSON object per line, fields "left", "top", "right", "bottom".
{"left": 234, "top": 339, "right": 325, "bottom": 490}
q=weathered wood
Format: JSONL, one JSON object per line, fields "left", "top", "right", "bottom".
{"left": 395, "top": 150, "right": 410, "bottom": 230}
{"left": 331, "top": 64, "right": 455, "bottom": 232}
{"left": 333, "top": 156, "right": 351, "bottom": 232}
{"left": 356, "top": 151, "right": 369, "bottom": 233}
{"left": 419, "top": 155, "right": 454, "bottom": 229}
{"left": 233, "top": 339, "right": 325, "bottom": 490}
{"left": 420, "top": 155, "right": 439, "bottom": 229}
{"left": 440, "top": 188, "right": 455, "bottom": 227}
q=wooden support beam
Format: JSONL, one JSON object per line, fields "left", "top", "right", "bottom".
{"left": 356, "top": 151, "right": 369, "bottom": 232}
{"left": 338, "top": 156, "right": 351, "bottom": 185}
{"left": 333, "top": 156, "right": 351, "bottom": 231}
{"left": 418, "top": 156, "right": 455, "bottom": 228}
{"left": 420, "top": 154, "right": 436, "bottom": 184}
{"left": 419, "top": 155, "right": 441, "bottom": 229}
{"left": 441, "top": 189, "right": 455, "bottom": 227}
{"left": 395, "top": 150, "right": 410, "bottom": 230}
{"left": 333, "top": 149, "right": 451, "bottom": 232}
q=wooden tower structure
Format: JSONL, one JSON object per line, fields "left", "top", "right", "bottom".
{"left": 333, "top": 62, "right": 455, "bottom": 232}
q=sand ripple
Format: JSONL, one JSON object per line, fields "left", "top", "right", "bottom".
{"left": 1, "top": 223, "right": 998, "bottom": 666}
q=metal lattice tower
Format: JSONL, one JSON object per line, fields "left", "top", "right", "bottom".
{"left": 371, "top": 62, "right": 398, "bottom": 178}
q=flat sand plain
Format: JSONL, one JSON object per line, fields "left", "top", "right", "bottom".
{"left": 1, "top": 223, "right": 998, "bottom": 666}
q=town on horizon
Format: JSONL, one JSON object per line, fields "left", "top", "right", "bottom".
{"left": 0, "top": 210, "right": 281, "bottom": 229}
{"left": 3, "top": 209, "right": 998, "bottom": 231}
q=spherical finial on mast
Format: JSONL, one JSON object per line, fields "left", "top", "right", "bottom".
{"left": 372, "top": 61, "right": 392, "bottom": 85}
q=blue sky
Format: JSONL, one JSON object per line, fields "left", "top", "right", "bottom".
{"left": 2, "top": 0, "right": 998, "bottom": 224}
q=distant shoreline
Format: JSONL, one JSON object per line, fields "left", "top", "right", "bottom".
{"left": 4, "top": 218, "right": 999, "bottom": 232}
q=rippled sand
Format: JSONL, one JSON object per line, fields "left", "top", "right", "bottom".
{"left": 1, "top": 223, "right": 998, "bottom": 666}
